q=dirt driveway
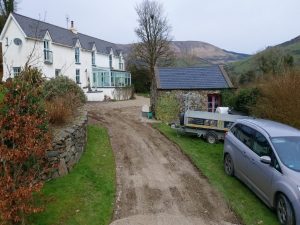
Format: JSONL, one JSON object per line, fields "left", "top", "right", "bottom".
{"left": 86, "top": 96, "right": 240, "bottom": 225}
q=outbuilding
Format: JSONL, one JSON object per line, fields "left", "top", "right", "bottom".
{"left": 151, "top": 65, "right": 234, "bottom": 113}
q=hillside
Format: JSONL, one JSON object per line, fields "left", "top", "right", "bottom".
{"left": 117, "top": 41, "right": 249, "bottom": 66}
{"left": 229, "top": 35, "right": 300, "bottom": 75}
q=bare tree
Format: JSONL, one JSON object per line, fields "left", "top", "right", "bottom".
{"left": 134, "top": 0, "right": 173, "bottom": 79}
{"left": 133, "top": 0, "right": 174, "bottom": 112}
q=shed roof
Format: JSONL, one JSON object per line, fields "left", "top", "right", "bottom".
{"left": 156, "top": 65, "right": 233, "bottom": 90}
{"left": 12, "top": 13, "right": 121, "bottom": 55}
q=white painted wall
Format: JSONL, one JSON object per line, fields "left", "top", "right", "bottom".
{"left": 0, "top": 14, "right": 129, "bottom": 101}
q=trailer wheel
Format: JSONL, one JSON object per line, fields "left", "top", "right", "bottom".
{"left": 206, "top": 132, "right": 218, "bottom": 144}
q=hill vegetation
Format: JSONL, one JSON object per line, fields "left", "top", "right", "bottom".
{"left": 228, "top": 35, "right": 300, "bottom": 83}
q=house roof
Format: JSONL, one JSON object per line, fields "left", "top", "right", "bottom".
{"left": 12, "top": 13, "right": 121, "bottom": 55}
{"left": 155, "top": 65, "right": 234, "bottom": 90}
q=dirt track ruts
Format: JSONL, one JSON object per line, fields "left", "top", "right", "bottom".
{"left": 86, "top": 96, "right": 240, "bottom": 225}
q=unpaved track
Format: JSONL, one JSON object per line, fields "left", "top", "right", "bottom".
{"left": 86, "top": 96, "right": 240, "bottom": 225}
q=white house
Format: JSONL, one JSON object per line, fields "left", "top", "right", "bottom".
{"left": 0, "top": 13, "right": 132, "bottom": 101}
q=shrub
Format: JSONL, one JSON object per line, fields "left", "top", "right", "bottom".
{"left": 45, "top": 97, "right": 72, "bottom": 125}
{"left": 42, "top": 76, "right": 86, "bottom": 125}
{"left": 42, "top": 76, "right": 86, "bottom": 104}
{"left": 220, "top": 90, "right": 236, "bottom": 108}
{"left": 253, "top": 70, "right": 300, "bottom": 128}
{"left": 0, "top": 67, "right": 51, "bottom": 224}
{"left": 234, "top": 88, "right": 260, "bottom": 115}
{"left": 221, "top": 88, "right": 259, "bottom": 115}
{"left": 156, "top": 93, "right": 180, "bottom": 123}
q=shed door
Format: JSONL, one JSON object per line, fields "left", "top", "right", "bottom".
{"left": 208, "top": 94, "right": 221, "bottom": 112}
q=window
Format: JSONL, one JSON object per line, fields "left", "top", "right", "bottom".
{"left": 75, "top": 47, "right": 80, "bottom": 64}
{"left": 92, "top": 72, "right": 97, "bottom": 87}
{"left": 13, "top": 67, "right": 21, "bottom": 76}
{"left": 231, "top": 123, "right": 254, "bottom": 149}
{"left": 44, "top": 40, "right": 53, "bottom": 64}
{"left": 55, "top": 69, "right": 61, "bottom": 77}
{"left": 76, "top": 69, "right": 80, "bottom": 84}
{"left": 253, "top": 131, "right": 272, "bottom": 157}
{"left": 92, "top": 51, "right": 96, "bottom": 65}
{"left": 109, "top": 54, "right": 112, "bottom": 68}
{"left": 119, "top": 57, "right": 123, "bottom": 70}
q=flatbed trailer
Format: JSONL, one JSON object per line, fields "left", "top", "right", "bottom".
{"left": 172, "top": 110, "right": 249, "bottom": 144}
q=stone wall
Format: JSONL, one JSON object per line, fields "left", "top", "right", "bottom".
{"left": 155, "top": 89, "right": 221, "bottom": 113}
{"left": 46, "top": 110, "right": 88, "bottom": 180}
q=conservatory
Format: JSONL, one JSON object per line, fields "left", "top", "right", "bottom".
{"left": 92, "top": 67, "right": 131, "bottom": 88}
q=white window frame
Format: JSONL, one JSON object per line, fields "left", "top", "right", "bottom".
{"left": 76, "top": 69, "right": 80, "bottom": 84}
{"left": 92, "top": 51, "right": 96, "bottom": 65}
{"left": 13, "top": 67, "right": 21, "bottom": 76}
{"left": 75, "top": 47, "right": 80, "bottom": 64}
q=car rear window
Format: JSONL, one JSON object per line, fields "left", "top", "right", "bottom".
{"left": 231, "top": 123, "right": 254, "bottom": 149}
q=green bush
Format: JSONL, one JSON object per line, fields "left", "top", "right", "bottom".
{"left": 156, "top": 93, "right": 180, "bottom": 123}
{"left": 220, "top": 90, "right": 236, "bottom": 108}
{"left": 42, "top": 76, "right": 86, "bottom": 125}
{"left": 221, "top": 88, "right": 260, "bottom": 115}
{"left": 235, "top": 88, "right": 260, "bottom": 115}
{"left": 42, "top": 76, "right": 86, "bottom": 104}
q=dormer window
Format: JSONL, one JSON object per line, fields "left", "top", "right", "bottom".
{"left": 109, "top": 54, "right": 112, "bottom": 68}
{"left": 75, "top": 47, "right": 80, "bottom": 64}
{"left": 92, "top": 51, "right": 96, "bottom": 66}
{"left": 44, "top": 40, "right": 53, "bottom": 64}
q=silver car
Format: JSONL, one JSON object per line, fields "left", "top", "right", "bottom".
{"left": 224, "top": 119, "right": 300, "bottom": 225}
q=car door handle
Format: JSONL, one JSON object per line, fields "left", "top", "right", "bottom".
{"left": 243, "top": 151, "right": 247, "bottom": 156}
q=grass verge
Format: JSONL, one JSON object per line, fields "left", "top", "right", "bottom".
{"left": 135, "top": 92, "right": 150, "bottom": 98}
{"left": 29, "top": 125, "right": 116, "bottom": 225}
{"left": 153, "top": 123, "right": 279, "bottom": 225}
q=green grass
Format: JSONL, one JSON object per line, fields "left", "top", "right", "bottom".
{"left": 154, "top": 123, "right": 279, "bottom": 225}
{"left": 29, "top": 125, "right": 116, "bottom": 225}
{"left": 135, "top": 92, "right": 150, "bottom": 98}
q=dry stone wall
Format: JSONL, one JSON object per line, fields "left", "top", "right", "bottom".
{"left": 46, "top": 110, "right": 87, "bottom": 180}
{"left": 155, "top": 90, "right": 221, "bottom": 113}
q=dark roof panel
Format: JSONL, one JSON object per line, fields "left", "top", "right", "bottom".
{"left": 157, "top": 66, "right": 232, "bottom": 90}
{"left": 12, "top": 13, "right": 119, "bottom": 54}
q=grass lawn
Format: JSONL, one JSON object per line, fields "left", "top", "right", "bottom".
{"left": 29, "top": 125, "right": 116, "bottom": 225}
{"left": 154, "top": 123, "right": 280, "bottom": 225}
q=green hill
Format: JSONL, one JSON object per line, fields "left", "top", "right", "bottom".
{"left": 229, "top": 35, "right": 300, "bottom": 76}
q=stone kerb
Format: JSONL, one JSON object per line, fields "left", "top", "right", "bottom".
{"left": 46, "top": 110, "right": 88, "bottom": 180}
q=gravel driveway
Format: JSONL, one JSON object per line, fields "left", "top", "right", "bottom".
{"left": 86, "top": 96, "right": 240, "bottom": 225}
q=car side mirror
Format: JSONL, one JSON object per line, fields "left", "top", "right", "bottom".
{"left": 260, "top": 156, "right": 271, "bottom": 164}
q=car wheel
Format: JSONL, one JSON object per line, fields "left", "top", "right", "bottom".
{"left": 276, "top": 194, "right": 295, "bottom": 225}
{"left": 224, "top": 154, "right": 234, "bottom": 176}
{"left": 206, "top": 132, "right": 217, "bottom": 144}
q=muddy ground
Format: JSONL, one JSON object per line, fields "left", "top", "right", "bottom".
{"left": 86, "top": 96, "right": 240, "bottom": 225}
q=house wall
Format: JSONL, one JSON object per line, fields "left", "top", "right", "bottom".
{"left": 0, "top": 15, "right": 127, "bottom": 101}
{"left": 154, "top": 89, "right": 222, "bottom": 113}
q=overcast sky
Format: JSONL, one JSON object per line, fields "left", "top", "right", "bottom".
{"left": 17, "top": 0, "right": 300, "bottom": 54}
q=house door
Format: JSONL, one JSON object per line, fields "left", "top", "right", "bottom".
{"left": 208, "top": 94, "right": 221, "bottom": 112}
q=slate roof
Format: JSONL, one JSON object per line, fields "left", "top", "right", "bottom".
{"left": 156, "top": 65, "right": 233, "bottom": 90}
{"left": 12, "top": 13, "right": 120, "bottom": 55}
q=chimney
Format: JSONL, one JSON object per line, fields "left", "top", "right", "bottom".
{"left": 70, "top": 20, "right": 77, "bottom": 34}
